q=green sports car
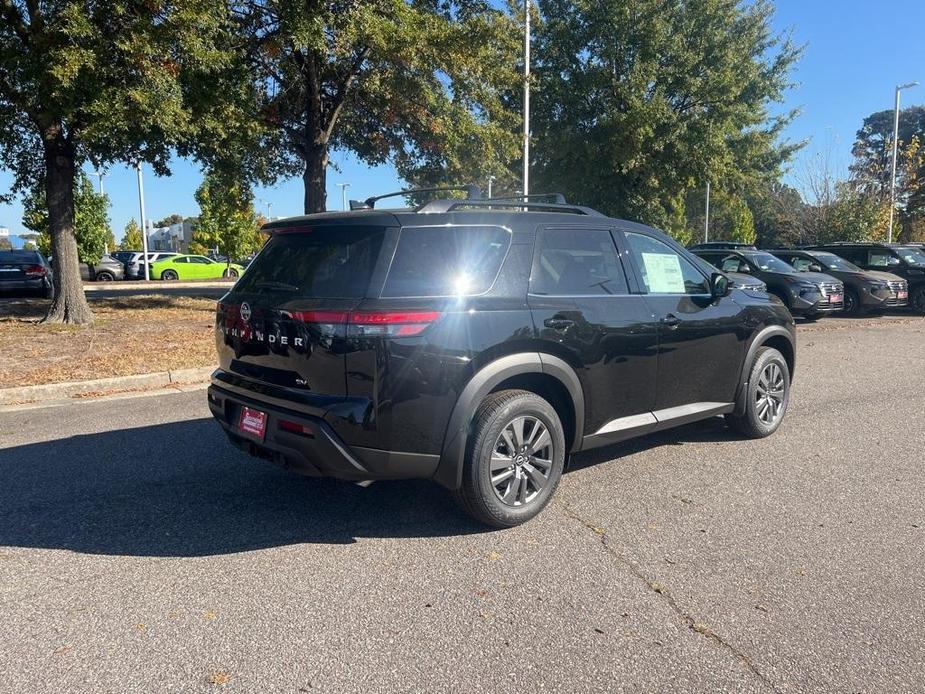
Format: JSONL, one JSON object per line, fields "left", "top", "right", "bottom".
{"left": 149, "top": 255, "right": 245, "bottom": 281}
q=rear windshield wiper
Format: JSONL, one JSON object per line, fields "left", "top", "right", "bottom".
{"left": 254, "top": 280, "right": 300, "bottom": 292}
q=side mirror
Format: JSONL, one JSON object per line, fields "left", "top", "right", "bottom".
{"left": 711, "top": 272, "right": 731, "bottom": 298}
{"left": 808, "top": 263, "right": 823, "bottom": 273}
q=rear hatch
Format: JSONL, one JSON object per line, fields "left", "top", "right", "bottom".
{"left": 0, "top": 251, "right": 44, "bottom": 283}
{"left": 216, "top": 225, "right": 390, "bottom": 399}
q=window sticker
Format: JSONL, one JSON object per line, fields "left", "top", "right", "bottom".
{"left": 641, "top": 252, "right": 686, "bottom": 293}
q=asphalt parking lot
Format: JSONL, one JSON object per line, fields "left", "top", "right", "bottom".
{"left": 1, "top": 314, "right": 923, "bottom": 693}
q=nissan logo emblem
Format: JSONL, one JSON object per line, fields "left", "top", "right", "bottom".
{"left": 240, "top": 302, "right": 252, "bottom": 322}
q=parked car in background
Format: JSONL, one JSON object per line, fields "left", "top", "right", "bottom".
{"left": 808, "top": 242, "right": 925, "bottom": 313}
{"left": 769, "top": 249, "right": 907, "bottom": 315}
{"left": 149, "top": 254, "right": 244, "bottom": 281}
{"left": 125, "top": 251, "right": 179, "bottom": 279}
{"left": 79, "top": 254, "right": 125, "bottom": 282}
{"left": 208, "top": 192, "right": 797, "bottom": 527}
{"left": 0, "top": 249, "right": 53, "bottom": 298}
{"left": 688, "top": 241, "right": 758, "bottom": 252}
{"left": 693, "top": 248, "right": 844, "bottom": 319}
{"left": 111, "top": 250, "right": 137, "bottom": 269}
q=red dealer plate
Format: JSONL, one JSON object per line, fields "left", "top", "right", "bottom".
{"left": 899, "top": 290, "right": 908, "bottom": 300}
{"left": 238, "top": 406, "right": 268, "bottom": 440}
{"left": 829, "top": 293, "right": 842, "bottom": 304}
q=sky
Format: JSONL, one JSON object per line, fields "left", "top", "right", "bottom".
{"left": 2, "top": 0, "right": 924, "bottom": 242}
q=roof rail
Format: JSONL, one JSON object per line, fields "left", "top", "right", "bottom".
{"left": 349, "top": 185, "right": 482, "bottom": 210}
{"left": 417, "top": 198, "right": 604, "bottom": 216}
{"left": 483, "top": 193, "right": 568, "bottom": 204}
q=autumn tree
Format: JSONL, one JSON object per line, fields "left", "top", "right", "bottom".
{"left": 190, "top": 171, "right": 262, "bottom": 267}
{"left": 207, "top": 0, "right": 521, "bottom": 213}
{"left": 120, "top": 219, "right": 144, "bottom": 251}
{"left": 0, "top": 0, "right": 228, "bottom": 323}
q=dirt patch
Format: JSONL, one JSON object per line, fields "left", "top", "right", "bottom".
{"left": 0, "top": 296, "right": 217, "bottom": 388}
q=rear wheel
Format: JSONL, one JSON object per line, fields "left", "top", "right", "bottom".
{"left": 912, "top": 286, "right": 925, "bottom": 315}
{"left": 223, "top": 268, "right": 239, "bottom": 278}
{"left": 161, "top": 269, "right": 179, "bottom": 281}
{"left": 95, "top": 271, "right": 115, "bottom": 282}
{"left": 726, "top": 346, "right": 790, "bottom": 439}
{"left": 452, "top": 390, "right": 566, "bottom": 528}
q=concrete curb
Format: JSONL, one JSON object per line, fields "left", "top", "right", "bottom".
{"left": 0, "top": 366, "right": 214, "bottom": 406}
{"left": 83, "top": 281, "right": 234, "bottom": 291}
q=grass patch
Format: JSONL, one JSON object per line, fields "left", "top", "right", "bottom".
{"left": 0, "top": 295, "right": 217, "bottom": 388}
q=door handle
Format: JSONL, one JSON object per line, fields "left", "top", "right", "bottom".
{"left": 544, "top": 318, "right": 575, "bottom": 331}
{"left": 661, "top": 314, "right": 681, "bottom": 329}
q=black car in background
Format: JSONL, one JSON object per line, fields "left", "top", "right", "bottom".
{"left": 770, "top": 249, "right": 907, "bottom": 315}
{"left": 688, "top": 241, "right": 757, "bottom": 252}
{"left": 208, "top": 191, "right": 796, "bottom": 528}
{"left": 808, "top": 242, "right": 925, "bottom": 314}
{"left": 0, "top": 249, "right": 53, "bottom": 298}
{"left": 692, "top": 248, "right": 844, "bottom": 319}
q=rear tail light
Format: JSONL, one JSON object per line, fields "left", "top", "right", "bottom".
{"left": 278, "top": 419, "right": 315, "bottom": 437}
{"left": 24, "top": 265, "right": 46, "bottom": 277}
{"left": 290, "top": 310, "right": 441, "bottom": 337}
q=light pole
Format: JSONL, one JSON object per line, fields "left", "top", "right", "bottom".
{"left": 522, "top": 0, "right": 531, "bottom": 200}
{"left": 337, "top": 183, "right": 350, "bottom": 211}
{"left": 136, "top": 163, "right": 150, "bottom": 281}
{"left": 889, "top": 81, "right": 918, "bottom": 243}
{"left": 487, "top": 175, "right": 495, "bottom": 198}
{"left": 90, "top": 170, "right": 106, "bottom": 195}
{"left": 704, "top": 180, "right": 711, "bottom": 243}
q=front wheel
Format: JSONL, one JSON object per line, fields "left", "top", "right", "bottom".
{"left": 843, "top": 288, "right": 861, "bottom": 316}
{"left": 912, "top": 286, "right": 925, "bottom": 315}
{"left": 452, "top": 390, "right": 566, "bottom": 528}
{"left": 726, "top": 346, "right": 790, "bottom": 439}
{"left": 161, "top": 269, "right": 179, "bottom": 281}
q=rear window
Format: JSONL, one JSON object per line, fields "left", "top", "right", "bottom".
{"left": 235, "top": 227, "right": 385, "bottom": 298}
{"left": 0, "top": 251, "right": 41, "bottom": 263}
{"left": 381, "top": 225, "right": 510, "bottom": 297}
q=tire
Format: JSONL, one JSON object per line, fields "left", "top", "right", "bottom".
{"left": 451, "top": 389, "right": 566, "bottom": 528}
{"left": 223, "top": 268, "right": 239, "bottom": 278}
{"left": 161, "top": 270, "right": 179, "bottom": 281}
{"left": 843, "top": 288, "right": 861, "bottom": 316}
{"left": 912, "top": 286, "right": 925, "bottom": 315}
{"left": 41, "top": 283, "right": 54, "bottom": 300}
{"left": 725, "top": 346, "right": 790, "bottom": 439}
{"left": 95, "top": 271, "right": 115, "bottom": 282}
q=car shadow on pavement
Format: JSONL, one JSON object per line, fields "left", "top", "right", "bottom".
{"left": 0, "top": 418, "right": 484, "bottom": 557}
{"left": 0, "top": 414, "right": 744, "bottom": 558}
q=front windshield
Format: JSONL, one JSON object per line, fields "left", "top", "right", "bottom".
{"left": 744, "top": 252, "right": 795, "bottom": 273}
{"left": 808, "top": 252, "right": 862, "bottom": 273}
{"left": 897, "top": 247, "right": 925, "bottom": 267}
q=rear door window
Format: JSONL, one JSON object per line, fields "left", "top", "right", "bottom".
{"left": 235, "top": 226, "right": 386, "bottom": 298}
{"left": 530, "top": 228, "right": 628, "bottom": 295}
{"left": 382, "top": 225, "right": 510, "bottom": 297}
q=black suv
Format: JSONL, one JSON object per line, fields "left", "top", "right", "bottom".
{"left": 692, "top": 248, "right": 844, "bottom": 319}
{"left": 207, "top": 193, "right": 796, "bottom": 527}
{"left": 769, "top": 249, "right": 907, "bottom": 315}
{"left": 807, "top": 243, "right": 925, "bottom": 313}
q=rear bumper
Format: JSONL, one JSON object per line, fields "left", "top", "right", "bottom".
{"left": 208, "top": 384, "right": 439, "bottom": 481}
{"left": 0, "top": 278, "right": 46, "bottom": 292}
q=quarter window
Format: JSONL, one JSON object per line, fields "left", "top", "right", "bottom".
{"left": 625, "top": 233, "right": 710, "bottom": 295}
{"left": 530, "top": 228, "right": 628, "bottom": 296}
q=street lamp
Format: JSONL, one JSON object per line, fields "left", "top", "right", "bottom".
{"left": 704, "top": 180, "right": 711, "bottom": 243}
{"left": 888, "top": 81, "right": 918, "bottom": 243}
{"left": 337, "top": 183, "right": 350, "bottom": 211}
{"left": 89, "top": 170, "right": 106, "bottom": 195}
{"left": 135, "top": 163, "right": 150, "bottom": 281}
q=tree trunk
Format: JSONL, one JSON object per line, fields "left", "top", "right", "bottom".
{"left": 41, "top": 129, "right": 93, "bottom": 324}
{"left": 303, "top": 145, "right": 329, "bottom": 214}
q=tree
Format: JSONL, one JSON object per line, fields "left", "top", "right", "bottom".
{"left": 530, "top": 0, "right": 801, "bottom": 239}
{"left": 207, "top": 0, "right": 521, "bottom": 213}
{"left": 0, "top": 1, "right": 228, "bottom": 323}
{"left": 154, "top": 214, "right": 185, "bottom": 228}
{"left": 120, "top": 219, "right": 143, "bottom": 251}
{"left": 22, "top": 172, "right": 111, "bottom": 264}
{"left": 0, "top": 237, "right": 11, "bottom": 251}
{"left": 190, "top": 171, "right": 262, "bottom": 266}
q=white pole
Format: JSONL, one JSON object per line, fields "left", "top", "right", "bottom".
{"left": 522, "top": 0, "right": 531, "bottom": 201}
{"left": 267, "top": 201, "right": 272, "bottom": 219}
{"left": 704, "top": 180, "right": 711, "bottom": 243}
{"left": 136, "top": 163, "right": 150, "bottom": 281}
{"left": 337, "top": 183, "right": 350, "bottom": 211}
{"left": 889, "top": 81, "right": 918, "bottom": 243}
{"left": 488, "top": 175, "right": 494, "bottom": 198}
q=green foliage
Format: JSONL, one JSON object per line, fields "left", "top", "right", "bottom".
{"left": 22, "top": 172, "right": 111, "bottom": 264}
{"left": 155, "top": 214, "right": 185, "bottom": 228}
{"left": 120, "top": 219, "right": 143, "bottom": 250}
{"left": 191, "top": 171, "right": 262, "bottom": 262}
{"left": 531, "top": 0, "right": 801, "bottom": 241}
{"left": 0, "top": 237, "right": 11, "bottom": 251}
{"left": 195, "top": 0, "right": 522, "bottom": 211}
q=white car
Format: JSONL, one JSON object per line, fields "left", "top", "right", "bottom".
{"left": 125, "top": 252, "right": 179, "bottom": 279}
